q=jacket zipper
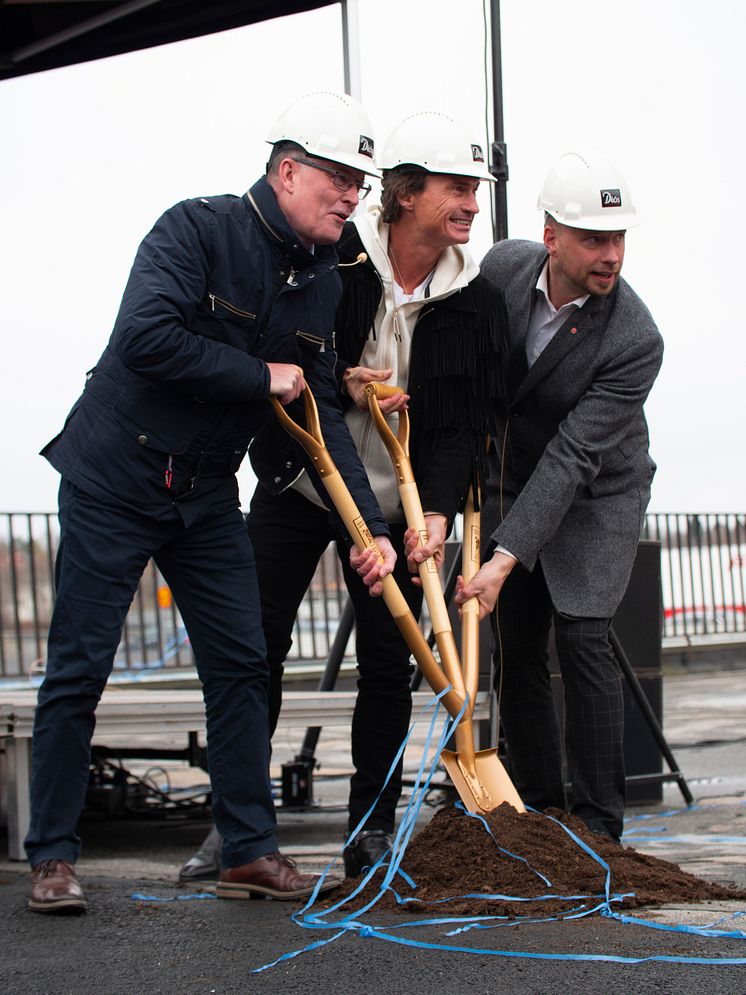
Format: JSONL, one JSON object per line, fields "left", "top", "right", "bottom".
{"left": 208, "top": 293, "right": 256, "bottom": 320}
{"left": 296, "top": 330, "right": 326, "bottom": 349}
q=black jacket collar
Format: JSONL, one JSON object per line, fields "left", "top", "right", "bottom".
{"left": 244, "top": 177, "right": 337, "bottom": 270}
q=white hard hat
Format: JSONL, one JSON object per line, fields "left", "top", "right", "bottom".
{"left": 266, "top": 91, "right": 380, "bottom": 177}
{"left": 378, "top": 111, "right": 495, "bottom": 182}
{"left": 538, "top": 150, "right": 639, "bottom": 230}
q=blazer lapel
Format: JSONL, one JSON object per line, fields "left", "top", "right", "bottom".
{"left": 511, "top": 292, "right": 610, "bottom": 406}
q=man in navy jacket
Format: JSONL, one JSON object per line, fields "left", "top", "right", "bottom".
{"left": 26, "top": 91, "right": 393, "bottom": 913}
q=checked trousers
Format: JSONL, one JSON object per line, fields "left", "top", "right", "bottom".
{"left": 492, "top": 560, "right": 625, "bottom": 841}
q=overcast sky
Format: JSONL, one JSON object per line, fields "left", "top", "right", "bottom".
{"left": 1, "top": 0, "right": 744, "bottom": 513}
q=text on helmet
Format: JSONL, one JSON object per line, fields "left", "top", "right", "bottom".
{"left": 358, "top": 136, "right": 375, "bottom": 158}
{"left": 600, "top": 188, "right": 622, "bottom": 208}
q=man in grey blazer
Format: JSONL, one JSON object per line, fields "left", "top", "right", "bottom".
{"left": 452, "top": 150, "right": 663, "bottom": 842}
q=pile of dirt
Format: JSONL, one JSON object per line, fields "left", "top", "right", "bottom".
{"left": 328, "top": 804, "right": 746, "bottom": 919}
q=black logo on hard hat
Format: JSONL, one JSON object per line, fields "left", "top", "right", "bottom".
{"left": 471, "top": 144, "right": 485, "bottom": 163}
{"left": 358, "top": 135, "right": 374, "bottom": 158}
{"left": 600, "top": 188, "right": 622, "bottom": 208}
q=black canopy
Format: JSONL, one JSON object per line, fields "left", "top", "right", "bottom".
{"left": 0, "top": 0, "right": 335, "bottom": 82}
{"left": 2, "top": 0, "right": 508, "bottom": 238}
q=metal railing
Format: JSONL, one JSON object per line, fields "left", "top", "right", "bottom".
{"left": 642, "top": 513, "right": 746, "bottom": 638}
{"left": 0, "top": 511, "right": 348, "bottom": 681}
{"left": 1, "top": 511, "right": 744, "bottom": 680}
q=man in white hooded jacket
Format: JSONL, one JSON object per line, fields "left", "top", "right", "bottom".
{"left": 180, "top": 111, "right": 508, "bottom": 881}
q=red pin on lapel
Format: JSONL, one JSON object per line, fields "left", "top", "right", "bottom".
{"left": 570, "top": 327, "right": 578, "bottom": 334}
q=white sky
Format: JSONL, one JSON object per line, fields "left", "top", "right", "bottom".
{"left": 1, "top": 0, "right": 744, "bottom": 513}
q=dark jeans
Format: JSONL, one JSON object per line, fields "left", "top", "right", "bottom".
{"left": 247, "top": 483, "right": 420, "bottom": 832}
{"left": 25, "top": 479, "right": 276, "bottom": 869}
{"left": 492, "top": 560, "right": 625, "bottom": 840}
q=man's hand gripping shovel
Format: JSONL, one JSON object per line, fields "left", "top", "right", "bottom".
{"left": 364, "top": 383, "right": 524, "bottom": 815}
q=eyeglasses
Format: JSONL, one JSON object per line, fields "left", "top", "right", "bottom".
{"left": 294, "top": 158, "right": 371, "bottom": 199}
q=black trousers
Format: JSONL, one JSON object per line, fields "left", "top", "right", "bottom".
{"left": 492, "top": 560, "right": 625, "bottom": 841}
{"left": 26, "top": 480, "right": 276, "bottom": 868}
{"left": 247, "top": 483, "right": 420, "bottom": 832}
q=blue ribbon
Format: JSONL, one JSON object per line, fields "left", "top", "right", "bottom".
{"left": 243, "top": 693, "right": 746, "bottom": 972}
{"left": 131, "top": 892, "right": 216, "bottom": 902}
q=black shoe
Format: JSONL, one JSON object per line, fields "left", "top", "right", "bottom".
{"left": 178, "top": 826, "right": 223, "bottom": 881}
{"left": 343, "top": 829, "right": 393, "bottom": 878}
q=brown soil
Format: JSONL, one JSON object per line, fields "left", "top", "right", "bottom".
{"left": 329, "top": 804, "right": 746, "bottom": 919}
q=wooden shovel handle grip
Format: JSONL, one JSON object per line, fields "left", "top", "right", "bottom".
{"left": 364, "top": 384, "right": 410, "bottom": 468}
{"left": 364, "top": 383, "right": 404, "bottom": 400}
{"left": 365, "top": 386, "right": 466, "bottom": 700}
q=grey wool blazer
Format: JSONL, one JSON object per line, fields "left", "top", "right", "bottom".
{"left": 480, "top": 239, "right": 664, "bottom": 618}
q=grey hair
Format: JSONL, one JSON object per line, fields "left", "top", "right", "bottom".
{"left": 266, "top": 140, "right": 306, "bottom": 177}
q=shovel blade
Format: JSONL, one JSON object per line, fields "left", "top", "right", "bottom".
{"left": 441, "top": 748, "right": 526, "bottom": 814}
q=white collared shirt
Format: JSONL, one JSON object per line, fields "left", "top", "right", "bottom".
{"left": 525, "top": 260, "right": 589, "bottom": 368}
{"left": 290, "top": 208, "right": 475, "bottom": 520}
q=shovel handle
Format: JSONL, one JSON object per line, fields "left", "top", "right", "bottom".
{"left": 366, "top": 387, "right": 467, "bottom": 703}
{"left": 363, "top": 383, "right": 411, "bottom": 474}
{"left": 361, "top": 397, "right": 524, "bottom": 813}
{"left": 365, "top": 383, "right": 403, "bottom": 399}
{"left": 460, "top": 488, "right": 481, "bottom": 718}
{"left": 271, "top": 393, "right": 336, "bottom": 478}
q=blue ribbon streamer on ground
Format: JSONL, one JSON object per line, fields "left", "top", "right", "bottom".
{"left": 131, "top": 892, "right": 216, "bottom": 902}
{"left": 244, "top": 693, "right": 746, "bottom": 972}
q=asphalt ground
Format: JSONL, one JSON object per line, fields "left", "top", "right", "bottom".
{"left": 1, "top": 666, "right": 745, "bottom": 994}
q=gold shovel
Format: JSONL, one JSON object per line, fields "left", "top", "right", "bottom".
{"left": 270, "top": 390, "right": 464, "bottom": 719}
{"left": 364, "top": 382, "right": 524, "bottom": 814}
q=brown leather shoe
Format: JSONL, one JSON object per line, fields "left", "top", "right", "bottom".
{"left": 217, "top": 851, "right": 340, "bottom": 901}
{"left": 29, "top": 860, "right": 87, "bottom": 913}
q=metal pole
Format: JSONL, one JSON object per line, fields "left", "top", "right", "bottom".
{"left": 489, "top": 0, "right": 509, "bottom": 242}
{"left": 7, "top": 0, "right": 166, "bottom": 66}
{"left": 340, "top": 0, "right": 363, "bottom": 99}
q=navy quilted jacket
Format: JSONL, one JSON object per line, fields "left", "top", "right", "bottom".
{"left": 42, "top": 178, "right": 388, "bottom": 535}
